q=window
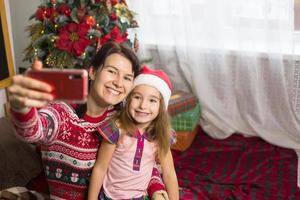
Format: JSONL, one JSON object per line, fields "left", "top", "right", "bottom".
{"left": 131, "top": 0, "right": 299, "bottom": 54}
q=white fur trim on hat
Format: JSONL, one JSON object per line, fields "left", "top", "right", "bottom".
{"left": 133, "top": 74, "right": 171, "bottom": 109}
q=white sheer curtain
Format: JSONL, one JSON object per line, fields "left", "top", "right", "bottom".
{"left": 128, "top": 0, "right": 300, "bottom": 152}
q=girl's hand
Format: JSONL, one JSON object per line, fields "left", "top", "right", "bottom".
{"left": 152, "top": 191, "right": 169, "bottom": 200}
{"left": 7, "top": 60, "right": 54, "bottom": 113}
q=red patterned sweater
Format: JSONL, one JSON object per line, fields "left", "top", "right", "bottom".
{"left": 11, "top": 102, "right": 114, "bottom": 199}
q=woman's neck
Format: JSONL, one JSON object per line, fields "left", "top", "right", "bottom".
{"left": 85, "top": 95, "right": 108, "bottom": 117}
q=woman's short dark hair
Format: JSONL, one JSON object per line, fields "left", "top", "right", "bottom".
{"left": 90, "top": 41, "right": 140, "bottom": 78}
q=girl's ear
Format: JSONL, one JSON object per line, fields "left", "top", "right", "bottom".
{"left": 88, "top": 67, "right": 96, "bottom": 81}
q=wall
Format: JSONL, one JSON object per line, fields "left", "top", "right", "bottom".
{"left": 0, "top": 0, "right": 38, "bottom": 118}
{"left": 9, "top": 0, "right": 39, "bottom": 69}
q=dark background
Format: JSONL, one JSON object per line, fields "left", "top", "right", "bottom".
{"left": 0, "top": 17, "right": 9, "bottom": 81}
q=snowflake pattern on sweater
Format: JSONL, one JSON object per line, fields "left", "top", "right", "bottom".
{"left": 11, "top": 102, "right": 115, "bottom": 200}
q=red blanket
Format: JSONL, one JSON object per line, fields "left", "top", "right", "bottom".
{"left": 172, "top": 126, "right": 300, "bottom": 199}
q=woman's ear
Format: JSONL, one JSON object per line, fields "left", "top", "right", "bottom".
{"left": 88, "top": 67, "right": 96, "bottom": 81}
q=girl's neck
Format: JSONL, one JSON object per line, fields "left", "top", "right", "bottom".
{"left": 135, "top": 124, "right": 149, "bottom": 135}
{"left": 136, "top": 119, "right": 152, "bottom": 133}
{"left": 86, "top": 95, "right": 107, "bottom": 117}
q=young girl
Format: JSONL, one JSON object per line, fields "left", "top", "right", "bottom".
{"left": 88, "top": 66, "right": 179, "bottom": 200}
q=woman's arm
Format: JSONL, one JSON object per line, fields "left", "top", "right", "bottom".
{"left": 8, "top": 73, "right": 54, "bottom": 143}
{"left": 148, "top": 166, "right": 168, "bottom": 199}
{"left": 10, "top": 102, "right": 69, "bottom": 144}
{"left": 88, "top": 140, "right": 116, "bottom": 200}
{"left": 8, "top": 59, "right": 60, "bottom": 144}
{"left": 160, "top": 149, "right": 179, "bottom": 200}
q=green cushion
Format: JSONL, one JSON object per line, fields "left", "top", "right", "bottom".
{"left": 171, "top": 103, "right": 201, "bottom": 131}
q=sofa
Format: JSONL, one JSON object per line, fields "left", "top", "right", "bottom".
{"left": 0, "top": 117, "right": 43, "bottom": 191}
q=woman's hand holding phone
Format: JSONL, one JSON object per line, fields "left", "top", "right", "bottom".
{"left": 7, "top": 60, "right": 54, "bottom": 113}
{"left": 7, "top": 60, "right": 87, "bottom": 113}
{"left": 27, "top": 68, "right": 88, "bottom": 103}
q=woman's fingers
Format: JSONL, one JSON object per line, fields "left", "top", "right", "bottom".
{"left": 12, "top": 75, "right": 53, "bottom": 93}
{"left": 8, "top": 83, "right": 53, "bottom": 102}
{"left": 8, "top": 93, "right": 49, "bottom": 110}
{"left": 32, "top": 59, "right": 43, "bottom": 70}
{"left": 7, "top": 60, "right": 49, "bottom": 112}
{"left": 8, "top": 87, "right": 52, "bottom": 111}
{"left": 20, "top": 96, "right": 50, "bottom": 108}
{"left": 7, "top": 74, "right": 54, "bottom": 111}
{"left": 8, "top": 97, "right": 49, "bottom": 114}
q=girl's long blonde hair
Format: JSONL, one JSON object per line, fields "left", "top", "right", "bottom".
{"left": 114, "top": 89, "right": 171, "bottom": 159}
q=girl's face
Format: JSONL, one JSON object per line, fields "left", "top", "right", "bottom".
{"left": 129, "top": 85, "right": 161, "bottom": 132}
{"left": 89, "top": 53, "right": 134, "bottom": 107}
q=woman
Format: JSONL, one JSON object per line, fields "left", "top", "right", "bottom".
{"left": 7, "top": 42, "right": 167, "bottom": 200}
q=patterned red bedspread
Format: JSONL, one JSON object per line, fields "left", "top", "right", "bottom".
{"left": 172, "top": 126, "right": 300, "bottom": 200}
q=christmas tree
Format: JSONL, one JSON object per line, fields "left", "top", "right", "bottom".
{"left": 24, "top": 0, "right": 138, "bottom": 69}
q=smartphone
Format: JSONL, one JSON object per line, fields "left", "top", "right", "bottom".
{"left": 27, "top": 69, "right": 88, "bottom": 103}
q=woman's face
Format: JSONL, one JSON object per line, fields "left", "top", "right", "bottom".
{"left": 89, "top": 53, "right": 135, "bottom": 107}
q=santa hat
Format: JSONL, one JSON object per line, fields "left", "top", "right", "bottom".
{"left": 133, "top": 66, "right": 172, "bottom": 109}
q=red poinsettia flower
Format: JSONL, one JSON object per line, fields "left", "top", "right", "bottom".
{"left": 100, "top": 26, "right": 128, "bottom": 45}
{"left": 110, "top": 26, "right": 128, "bottom": 43}
{"left": 56, "top": 23, "right": 92, "bottom": 57}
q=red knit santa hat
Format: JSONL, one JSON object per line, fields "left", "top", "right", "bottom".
{"left": 133, "top": 66, "right": 172, "bottom": 109}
